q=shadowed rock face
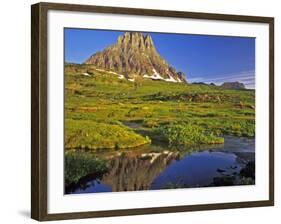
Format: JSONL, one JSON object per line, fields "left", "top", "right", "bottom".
{"left": 85, "top": 32, "right": 187, "bottom": 83}
{"left": 101, "top": 151, "right": 180, "bottom": 192}
{"left": 221, "top": 81, "right": 246, "bottom": 90}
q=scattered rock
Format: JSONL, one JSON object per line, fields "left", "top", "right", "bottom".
{"left": 240, "top": 161, "right": 255, "bottom": 178}
{"left": 216, "top": 168, "right": 226, "bottom": 173}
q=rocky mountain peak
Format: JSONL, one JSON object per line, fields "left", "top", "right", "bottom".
{"left": 85, "top": 32, "right": 187, "bottom": 83}
{"left": 144, "top": 34, "right": 154, "bottom": 48}
{"left": 117, "top": 32, "right": 155, "bottom": 52}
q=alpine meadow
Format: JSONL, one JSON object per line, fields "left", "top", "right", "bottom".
{"left": 64, "top": 30, "right": 256, "bottom": 194}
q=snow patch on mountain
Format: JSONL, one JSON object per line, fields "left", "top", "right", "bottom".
{"left": 82, "top": 72, "right": 91, "bottom": 76}
{"left": 177, "top": 78, "right": 183, "bottom": 83}
{"left": 142, "top": 69, "right": 182, "bottom": 83}
{"left": 151, "top": 68, "right": 164, "bottom": 80}
{"left": 164, "top": 75, "right": 177, "bottom": 83}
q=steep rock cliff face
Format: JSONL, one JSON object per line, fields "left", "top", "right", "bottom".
{"left": 85, "top": 32, "right": 187, "bottom": 83}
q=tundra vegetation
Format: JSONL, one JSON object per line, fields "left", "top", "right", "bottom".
{"left": 64, "top": 64, "right": 255, "bottom": 186}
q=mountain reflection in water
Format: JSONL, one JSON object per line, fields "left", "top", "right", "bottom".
{"left": 67, "top": 136, "right": 255, "bottom": 194}
{"left": 103, "top": 151, "right": 180, "bottom": 191}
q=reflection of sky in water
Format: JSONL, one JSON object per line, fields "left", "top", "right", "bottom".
{"left": 69, "top": 136, "right": 255, "bottom": 194}
{"left": 73, "top": 180, "right": 112, "bottom": 194}
{"left": 151, "top": 151, "right": 240, "bottom": 188}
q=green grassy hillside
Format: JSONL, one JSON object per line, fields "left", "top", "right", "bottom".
{"left": 64, "top": 64, "right": 255, "bottom": 150}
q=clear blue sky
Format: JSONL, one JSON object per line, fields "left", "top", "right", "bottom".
{"left": 65, "top": 28, "right": 255, "bottom": 88}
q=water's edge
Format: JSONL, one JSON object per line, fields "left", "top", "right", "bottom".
{"left": 66, "top": 135, "right": 255, "bottom": 194}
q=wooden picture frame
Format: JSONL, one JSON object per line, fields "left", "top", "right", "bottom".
{"left": 31, "top": 2, "right": 274, "bottom": 221}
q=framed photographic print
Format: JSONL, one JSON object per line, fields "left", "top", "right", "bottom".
{"left": 31, "top": 2, "right": 274, "bottom": 221}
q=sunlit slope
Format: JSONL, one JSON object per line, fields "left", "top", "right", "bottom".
{"left": 64, "top": 64, "right": 255, "bottom": 150}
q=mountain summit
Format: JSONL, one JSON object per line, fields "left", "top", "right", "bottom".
{"left": 85, "top": 32, "right": 187, "bottom": 83}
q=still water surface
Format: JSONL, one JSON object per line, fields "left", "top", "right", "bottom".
{"left": 70, "top": 136, "right": 255, "bottom": 194}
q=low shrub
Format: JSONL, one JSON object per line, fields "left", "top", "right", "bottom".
{"left": 157, "top": 124, "right": 224, "bottom": 147}
{"left": 65, "top": 151, "right": 108, "bottom": 186}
